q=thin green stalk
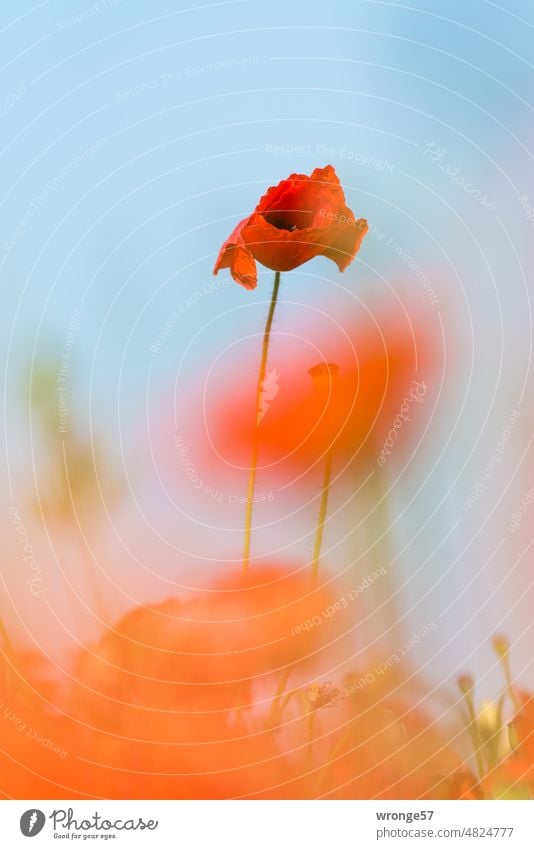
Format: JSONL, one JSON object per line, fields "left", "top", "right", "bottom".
{"left": 0, "top": 618, "right": 13, "bottom": 654}
{"left": 267, "top": 664, "right": 293, "bottom": 728}
{"left": 459, "top": 677, "right": 485, "bottom": 780}
{"left": 493, "top": 636, "right": 520, "bottom": 711}
{"left": 311, "top": 448, "right": 334, "bottom": 587}
{"left": 363, "top": 462, "right": 402, "bottom": 645}
{"left": 0, "top": 617, "right": 15, "bottom": 696}
{"left": 72, "top": 529, "right": 109, "bottom": 626}
{"left": 243, "top": 271, "right": 281, "bottom": 573}
{"left": 299, "top": 691, "right": 316, "bottom": 771}
{"left": 484, "top": 693, "right": 506, "bottom": 770}
{"left": 315, "top": 718, "right": 357, "bottom": 795}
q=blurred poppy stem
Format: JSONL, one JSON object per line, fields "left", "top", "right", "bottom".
{"left": 267, "top": 664, "right": 293, "bottom": 728}
{"left": 364, "top": 464, "right": 402, "bottom": 646}
{"left": 493, "top": 635, "right": 520, "bottom": 711}
{"left": 315, "top": 718, "right": 357, "bottom": 795}
{"left": 308, "top": 363, "right": 339, "bottom": 587}
{"left": 311, "top": 448, "right": 334, "bottom": 587}
{"left": 75, "top": 532, "right": 110, "bottom": 627}
{"left": 300, "top": 691, "right": 316, "bottom": 770}
{"left": 0, "top": 618, "right": 12, "bottom": 650}
{"left": 243, "top": 270, "right": 282, "bottom": 573}
{"left": 458, "top": 675, "right": 485, "bottom": 780}
{"left": 0, "top": 617, "right": 15, "bottom": 696}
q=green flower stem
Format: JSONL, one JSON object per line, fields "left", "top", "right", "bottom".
{"left": 267, "top": 664, "right": 293, "bottom": 728}
{"left": 365, "top": 462, "right": 402, "bottom": 645}
{"left": 498, "top": 648, "right": 520, "bottom": 712}
{"left": 311, "top": 448, "right": 334, "bottom": 588}
{"left": 459, "top": 679, "right": 486, "bottom": 780}
{"left": 0, "top": 617, "right": 15, "bottom": 696}
{"left": 302, "top": 692, "right": 316, "bottom": 771}
{"left": 243, "top": 270, "right": 281, "bottom": 574}
{"left": 315, "top": 718, "right": 356, "bottom": 795}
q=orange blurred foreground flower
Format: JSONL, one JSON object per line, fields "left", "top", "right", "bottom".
{"left": 213, "top": 165, "right": 368, "bottom": 289}
{"left": 65, "top": 564, "right": 339, "bottom": 799}
{"left": 74, "top": 564, "right": 334, "bottom": 717}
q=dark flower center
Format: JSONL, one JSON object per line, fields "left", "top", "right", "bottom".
{"left": 263, "top": 209, "right": 310, "bottom": 231}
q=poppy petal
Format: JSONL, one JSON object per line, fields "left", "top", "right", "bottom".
{"left": 213, "top": 216, "right": 258, "bottom": 289}
{"left": 321, "top": 215, "right": 369, "bottom": 271}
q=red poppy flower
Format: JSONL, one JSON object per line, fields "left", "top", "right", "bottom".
{"left": 214, "top": 165, "right": 368, "bottom": 289}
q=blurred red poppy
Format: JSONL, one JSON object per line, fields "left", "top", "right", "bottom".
{"left": 209, "top": 306, "right": 434, "bottom": 475}
{"left": 214, "top": 165, "right": 368, "bottom": 289}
